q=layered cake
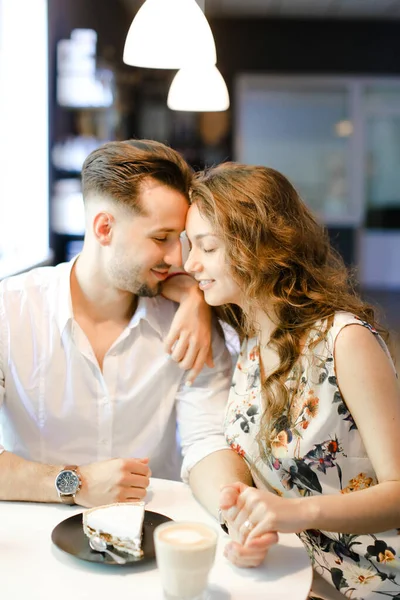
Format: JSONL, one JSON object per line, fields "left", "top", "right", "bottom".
{"left": 83, "top": 501, "right": 145, "bottom": 557}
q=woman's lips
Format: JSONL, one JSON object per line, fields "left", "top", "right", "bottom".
{"left": 198, "top": 279, "right": 215, "bottom": 290}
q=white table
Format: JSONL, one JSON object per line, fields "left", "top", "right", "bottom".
{"left": 0, "top": 478, "right": 312, "bottom": 599}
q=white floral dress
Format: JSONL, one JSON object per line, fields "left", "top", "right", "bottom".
{"left": 225, "top": 312, "right": 400, "bottom": 600}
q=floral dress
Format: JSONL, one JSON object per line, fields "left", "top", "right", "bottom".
{"left": 225, "top": 312, "right": 400, "bottom": 600}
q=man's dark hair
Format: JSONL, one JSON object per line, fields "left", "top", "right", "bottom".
{"left": 81, "top": 139, "right": 193, "bottom": 213}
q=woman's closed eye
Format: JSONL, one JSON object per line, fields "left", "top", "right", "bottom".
{"left": 203, "top": 247, "right": 217, "bottom": 253}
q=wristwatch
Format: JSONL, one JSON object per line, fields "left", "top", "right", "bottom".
{"left": 218, "top": 508, "right": 229, "bottom": 534}
{"left": 55, "top": 465, "right": 82, "bottom": 505}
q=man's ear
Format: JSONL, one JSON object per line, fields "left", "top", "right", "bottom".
{"left": 93, "top": 212, "right": 114, "bottom": 245}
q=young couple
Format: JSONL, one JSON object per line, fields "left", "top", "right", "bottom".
{"left": 0, "top": 139, "right": 399, "bottom": 599}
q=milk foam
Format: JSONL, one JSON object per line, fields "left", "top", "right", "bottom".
{"left": 158, "top": 523, "right": 215, "bottom": 547}
{"left": 163, "top": 528, "right": 204, "bottom": 544}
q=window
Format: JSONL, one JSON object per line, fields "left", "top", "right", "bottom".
{"left": 0, "top": 0, "right": 50, "bottom": 278}
{"left": 235, "top": 76, "right": 363, "bottom": 226}
{"left": 235, "top": 75, "right": 400, "bottom": 288}
{"left": 364, "top": 85, "right": 400, "bottom": 224}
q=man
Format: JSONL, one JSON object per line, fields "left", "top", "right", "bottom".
{"left": 0, "top": 140, "right": 251, "bottom": 512}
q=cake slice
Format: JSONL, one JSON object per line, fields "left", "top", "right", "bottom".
{"left": 83, "top": 501, "right": 145, "bottom": 557}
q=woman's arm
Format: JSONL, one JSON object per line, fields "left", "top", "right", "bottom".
{"left": 190, "top": 449, "right": 253, "bottom": 519}
{"left": 161, "top": 271, "right": 214, "bottom": 385}
{"left": 302, "top": 323, "right": 400, "bottom": 534}
{"left": 223, "top": 324, "right": 400, "bottom": 539}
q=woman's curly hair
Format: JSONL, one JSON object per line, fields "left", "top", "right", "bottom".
{"left": 190, "top": 162, "right": 387, "bottom": 455}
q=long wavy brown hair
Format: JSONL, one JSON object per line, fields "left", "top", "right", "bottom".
{"left": 190, "top": 162, "right": 387, "bottom": 456}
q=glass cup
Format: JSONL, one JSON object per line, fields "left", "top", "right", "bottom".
{"left": 154, "top": 521, "right": 218, "bottom": 600}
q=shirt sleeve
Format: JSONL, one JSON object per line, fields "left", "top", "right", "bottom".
{"left": 176, "top": 320, "right": 233, "bottom": 483}
{"left": 0, "top": 366, "right": 4, "bottom": 456}
{"left": 0, "top": 286, "right": 5, "bottom": 455}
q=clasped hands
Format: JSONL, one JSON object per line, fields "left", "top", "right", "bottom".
{"left": 219, "top": 482, "right": 304, "bottom": 568}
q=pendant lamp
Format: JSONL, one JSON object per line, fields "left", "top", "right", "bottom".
{"left": 123, "top": 0, "right": 216, "bottom": 69}
{"left": 167, "top": 64, "right": 230, "bottom": 112}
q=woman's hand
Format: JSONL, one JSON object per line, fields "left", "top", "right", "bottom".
{"left": 221, "top": 482, "right": 308, "bottom": 541}
{"left": 223, "top": 534, "right": 279, "bottom": 568}
{"left": 219, "top": 483, "right": 279, "bottom": 568}
{"left": 162, "top": 274, "right": 214, "bottom": 386}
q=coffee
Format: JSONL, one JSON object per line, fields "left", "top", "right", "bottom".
{"left": 157, "top": 522, "right": 216, "bottom": 548}
{"left": 154, "top": 521, "right": 218, "bottom": 600}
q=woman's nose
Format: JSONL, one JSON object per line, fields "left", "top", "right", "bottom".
{"left": 184, "top": 251, "right": 200, "bottom": 274}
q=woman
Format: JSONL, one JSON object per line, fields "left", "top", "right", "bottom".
{"left": 184, "top": 163, "right": 400, "bottom": 600}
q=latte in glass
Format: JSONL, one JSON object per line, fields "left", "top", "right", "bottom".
{"left": 154, "top": 521, "right": 218, "bottom": 600}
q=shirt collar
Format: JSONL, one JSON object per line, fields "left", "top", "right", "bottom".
{"left": 128, "top": 296, "right": 163, "bottom": 337}
{"left": 55, "top": 255, "right": 79, "bottom": 335}
{"left": 54, "top": 256, "right": 164, "bottom": 338}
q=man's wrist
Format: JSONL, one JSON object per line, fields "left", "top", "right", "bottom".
{"left": 42, "top": 463, "right": 64, "bottom": 503}
{"left": 54, "top": 465, "right": 82, "bottom": 505}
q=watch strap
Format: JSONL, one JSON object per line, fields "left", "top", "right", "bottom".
{"left": 60, "top": 493, "right": 76, "bottom": 505}
{"left": 63, "top": 464, "right": 79, "bottom": 472}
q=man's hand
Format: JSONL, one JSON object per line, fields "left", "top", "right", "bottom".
{"left": 164, "top": 277, "right": 214, "bottom": 386}
{"left": 220, "top": 482, "right": 279, "bottom": 568}
{"left": 76, "top": 457, "right": 151, "bottom": 507}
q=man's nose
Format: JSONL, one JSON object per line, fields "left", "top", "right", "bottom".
{"left": 165, "top": 239, "right": 183, "bottom": 267}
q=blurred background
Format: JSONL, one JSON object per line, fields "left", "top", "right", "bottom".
{"left": 1, "top": 0, "right": 400, "bottom": 359}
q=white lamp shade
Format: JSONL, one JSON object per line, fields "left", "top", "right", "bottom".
{"left": 167, "top": 64, "right": 230, "bottom": 112}
{"left": 123, "top": 0, "right": 217, "bottom": 69}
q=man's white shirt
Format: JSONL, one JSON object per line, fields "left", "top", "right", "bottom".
{"left": 0, "top": 259, "right": 232, "bottom": 481}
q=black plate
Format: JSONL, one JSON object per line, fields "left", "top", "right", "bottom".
{"left": 51, "top": 510, "right": 173, "bottom": 566}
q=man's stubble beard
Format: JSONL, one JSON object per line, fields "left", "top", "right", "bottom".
{"left": 135, "top": 281, "right": 162, "bottom": 297}
{"left": 123, "top": 273, "right": 162, "bottom": 298}
{"left": 110, "top": 260, "right": 162, "bottom": 298}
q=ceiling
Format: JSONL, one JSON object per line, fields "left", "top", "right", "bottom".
{"left": 120, "top": 0, "right": 400, "bottom": 19}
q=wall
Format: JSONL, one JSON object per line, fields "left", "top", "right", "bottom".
{"left": 212, "top": 17, "right": 400, "bottom": 78}
{"left": 209, "top": 17, "right": 400, "bottom": 268}
{"left": 47, "top": 5, "right": 400, "bottom": 267}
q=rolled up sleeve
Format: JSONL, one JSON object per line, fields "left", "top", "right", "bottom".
{"left": 0, "top": 365, "right": 4, "bottom": 455}
{"left": 0, "top": 289, "right": 5, "bottom": 455}
{"left": 177, "top": 323, "right": 233, "bottom": 483}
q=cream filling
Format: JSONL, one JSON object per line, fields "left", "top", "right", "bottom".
{"left": 83, "top": 502, "right": 145, "bottom": 558}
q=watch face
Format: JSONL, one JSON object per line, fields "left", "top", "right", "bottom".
{"left": 56, "top": 470, "right": 80, "bottom": 495}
